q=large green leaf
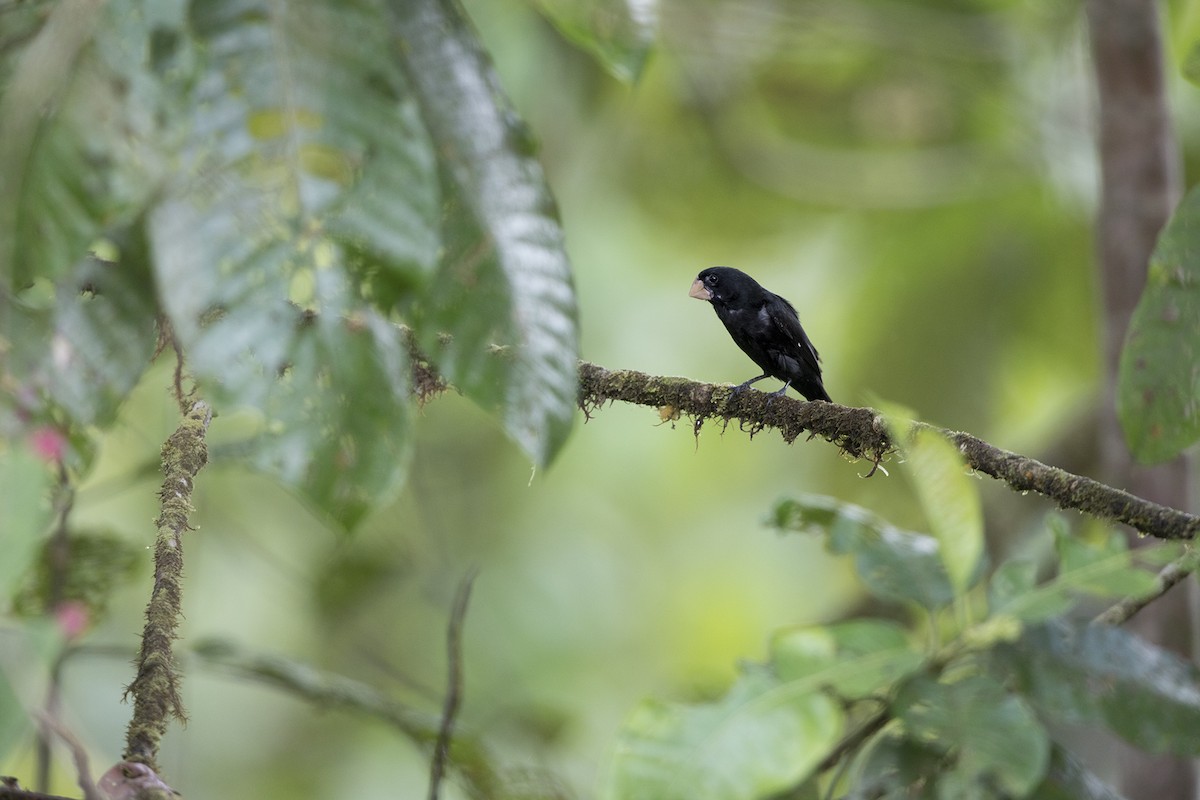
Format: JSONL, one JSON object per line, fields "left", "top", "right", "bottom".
{"left": 606, "top": 666, "right": 843, "bottom": 800}
{"left": 1117, "top": 184, "right": 1200, "bottom": 462}
{"left": 772, "top": 494, "right": 957, "bottom": 610}
{"left": 771, "top": 619, "right": 923, "bottom": 700}
{"left": 393, "top": 0, "right": 581, "bottom": 468}
{"left": 893, "top": 674, "right": 1049, "bottom": 796}
{"left": 531, "top": 0, "right": 657, "bottom": 82}
{"left": 149, "top": 0, "right": 440, "bottom": 526}
{"left": 998, "top": 621, "right": 1200, "bottom": 755}
{"left": 891, "top": 421, "right": 983, "bottom": 595}
{"left": 0, "top": 1, "right": 168, "bottom": 292}
{"left": 1, "top": 250, "right": 157, "bottom": 471}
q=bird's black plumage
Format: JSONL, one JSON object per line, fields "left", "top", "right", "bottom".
{"left": 689, "top": 266, "right": 831, "bottom": 402}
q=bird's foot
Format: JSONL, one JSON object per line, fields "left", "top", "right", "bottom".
{"left": 763, "top": 382, "right": 791, "bottom": 409}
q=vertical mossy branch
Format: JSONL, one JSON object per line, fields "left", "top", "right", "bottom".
{"left": 122, "top": 400, "right": 212, "bottom": 770}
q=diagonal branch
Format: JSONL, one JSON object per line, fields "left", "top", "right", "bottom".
{"left": 576, "top": 361, "right": 1200, "bottom": 541}
{"left": 1093, "top": 547, "right": 1200, "bottom": 627}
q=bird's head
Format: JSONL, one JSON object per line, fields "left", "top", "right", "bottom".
{"left": 689, "top": 266, "right": 754, "bottom": 305}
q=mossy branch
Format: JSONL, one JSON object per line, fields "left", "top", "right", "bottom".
{"left": 576, "top": 362, "right": 1200, "bottom": 542}
{"left": 122, "top": 400, "right": 212, "bottom": 772}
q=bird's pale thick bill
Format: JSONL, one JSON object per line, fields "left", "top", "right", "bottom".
{"left": 689, "top": 279, "right": 712, "bottom": 301}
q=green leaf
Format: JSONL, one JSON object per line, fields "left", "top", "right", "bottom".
{"left": 891, "top": 420, "right": 983, "bottom": 595}
{"left": 1031, "top": 746, "right": 1131, "bottom": 800}
{"left": 1053, "top": 525, "right": 1163, "bottom": 597}
{"left": 850, "top": 733, "right": 946, "bottom": 799}
{"left": 989, "top": 519, "right": 1170, "bottom": 623}
{"left": 0, "top": 2, "right": 170, "bottom": 292}
{"left": 531, "top": 0, "right": 657, "bottom": 82}
{"left": 893, "top": 674, "right": 1050, "bottom": 796}
{"left": 772, "top": 494, "right": 956, "bottom": 610}
{"left": 606, "top": 667, "right": 843, "bottom": 800}
{"left": 998, "top": 620, "right": 1200, "bottom": 755}
{"left": 0, "top": 3, "right": 106, "bottom": 289}
{"left": 46, "top": 254, "right": 160, "bottom": 427}
{"left": 148, "top": 0, "right": 441, "bottom": 527}
{"left": 393, "top": 0, "right": 581, "bottom": 469}
{"left": 1117, "top": 184, "right": 1200, "bottom": 462}
{"left": 0, "top": 446, "right": 52, "bottom": 602}
{"left": 771, "top": 620, "right": 923, "bottom": 700}
{"left": 1174, "top": 0, "right": 1200, "bottom": 86}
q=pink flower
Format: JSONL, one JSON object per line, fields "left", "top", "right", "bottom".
{"left": 55, "top": 601, "right": 90, "bottom": 640}
{"left": 28, "top": 427, "right": 66, "bottom": 463}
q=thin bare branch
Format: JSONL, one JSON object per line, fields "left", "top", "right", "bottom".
{"left": 429, "top": 569, "right": 479, "bottom": 800}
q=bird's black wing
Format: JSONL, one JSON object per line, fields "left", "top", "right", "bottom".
{"left": 764, "top": 294, "right": 822, "bottom": 377}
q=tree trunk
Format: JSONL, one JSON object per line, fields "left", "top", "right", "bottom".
{"left": 1085, "top": 1, "right": 1194, "bottom": 797}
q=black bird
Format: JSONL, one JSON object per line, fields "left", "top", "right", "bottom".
{"left": 689, "top": 266, "right": 832, "bottom": 402}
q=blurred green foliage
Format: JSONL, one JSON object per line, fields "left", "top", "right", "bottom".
{"left": 3, "top": 0, "right": 1200, "bottom": 798}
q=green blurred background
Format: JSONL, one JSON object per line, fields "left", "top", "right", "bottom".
{"left": 15, "top": 0, "right": 1200, "bottom": 796}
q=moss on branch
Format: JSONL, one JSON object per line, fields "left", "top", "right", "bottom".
{"left": 122, "top": 401, "right": 212, "bottom": 771}
{"left": 576, "top": 361, "right": 1200, "bottom": 542}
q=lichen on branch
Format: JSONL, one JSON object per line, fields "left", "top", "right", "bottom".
{"left": 122, "top": 400, "right": 212, "bottom": 771}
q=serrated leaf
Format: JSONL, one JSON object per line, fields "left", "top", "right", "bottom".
{"left": 606, "top": 667, "right": 843, "bottom": 800}
{"left": 998, "top": 620, "right": 1200, "bottom": 755}
{"left": 894, "top": 674, "right": 1049, "bottom": 796}
{"left": 1117, "top": 184, "right": 1200, "bottom": 463}
{"left": 893, "top": 421, "right": 983, "bottom": 595}
{"left": 771, "top": 620, "right": 923, "bottom": 700}
{"left": 393, "top": 0, "right": 580, "bottom": 469}
{"left": 532, "top": 0, "right": 657, "bottom": 82}
{"left": 772, "top": 494, "right": 956, "bottom": 610}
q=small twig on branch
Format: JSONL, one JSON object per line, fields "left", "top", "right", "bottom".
{"left": 429, "top": 569, "right": 479, "bottom": 800}
{"left": 33, "top": 714, "right": 100, "bottom": 800}
{"left": 575, "top": 361, "right": 1200, "bottom": 542}
{"left": 1093, "top": 547, "right": 1200, "bottom": 627}
{"left": 122, "top": 400, "right": 212, "bottom": 772}
{"left": 814, "top": 707, "right": 891, "bottom": 776}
